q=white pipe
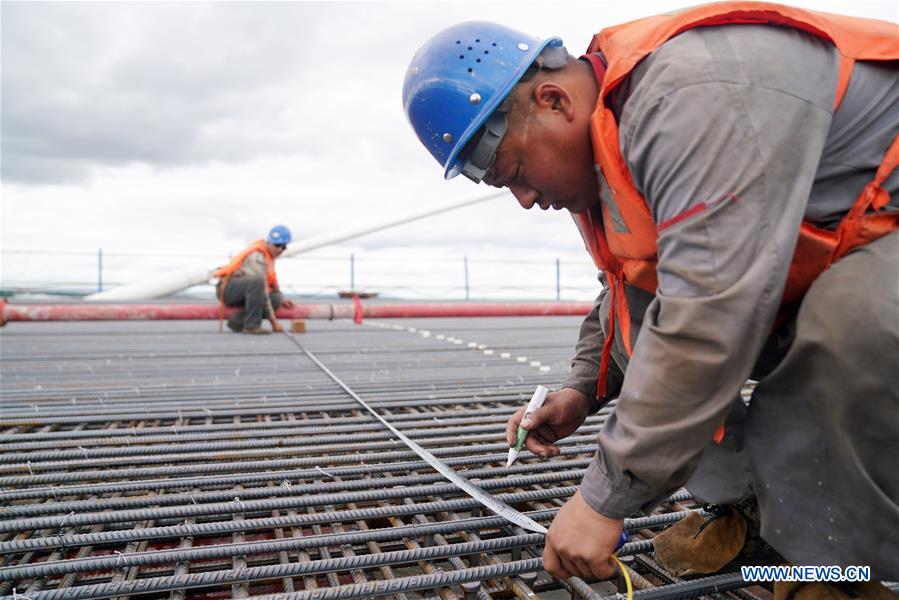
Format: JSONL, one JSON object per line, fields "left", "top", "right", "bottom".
{"left": 278, "top": 192, "right": 505, "bottom": 258}
{"left": 85, "top": 192, "right": 506, "bottom": 301}
{"left": 79, "top": 266, "right": 217, "bottom": 302}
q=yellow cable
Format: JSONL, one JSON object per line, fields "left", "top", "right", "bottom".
{"left": 611, "top": 554, "right": 633, "bottom": 599}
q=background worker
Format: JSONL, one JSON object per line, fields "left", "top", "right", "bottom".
{"left": 215, "top": 225, "right": 295, "bottom": 334}
{"left": 403, "top": 4, "right": 898, "bottom": 598}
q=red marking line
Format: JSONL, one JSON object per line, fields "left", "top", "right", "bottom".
{"left": 658, "top": 192, "right": 738, "bottom": 231}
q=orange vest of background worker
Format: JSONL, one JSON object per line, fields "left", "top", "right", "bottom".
{"left": 214, "top": 225, "right": 295, "bottom": 334}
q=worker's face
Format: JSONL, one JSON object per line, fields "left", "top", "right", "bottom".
{"left": 267, "top": 243, "right": 286, "bottom": 257}
{"left": 484, "top": 81, "right": 598, "bottom": 214}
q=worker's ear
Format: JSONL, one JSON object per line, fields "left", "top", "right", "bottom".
{"left": 532, "top": 82, "right": 576, "bottom": 122}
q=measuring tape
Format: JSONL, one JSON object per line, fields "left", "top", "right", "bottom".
{"left": 287, "top": 333, "right": 547, "bottom": 533}
{"left": 285, "top": 332, "right": 632, "bottom": 597}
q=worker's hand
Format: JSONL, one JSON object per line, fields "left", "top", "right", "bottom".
{"left": 505, "top": 387, "right": 589, "bottom": 458}
{"left": 270, "top": 320, "right": 284, "bottom": 333}
{"left": 281, "top": 299, "right": 295, "bottom": 309}
{"left": 544, "top": 490, "right": 624, "bottom": 581}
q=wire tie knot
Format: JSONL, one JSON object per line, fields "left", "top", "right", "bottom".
{"left": 60, "top": 510, "right": 76, "bottom": 529}
{"left": 114, "top": 550, "right": 125, "bottom": 567}
{"left": 26, "top": 461, "right": 33, "bottom": 476}
{"left": 233, "top": 497, "right": 246, "bottom": 513}
{"left": 314, "top": 466, "right": 334, "bottom": 478}
{"left": 57, "top": 510, "right": 76, "bottom": 544}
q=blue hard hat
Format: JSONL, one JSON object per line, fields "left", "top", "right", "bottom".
{"left": 266, "top": 225, "right": 292, "bottom": 245}
{"left": 402, "top": 21, "right": 562, "bottom": 180}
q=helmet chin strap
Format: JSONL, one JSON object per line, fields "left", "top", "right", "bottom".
{"left": 461, "top": 111, "right": 508, "bottom": 183}
{"left": 460, "top": 50, "right": 557, "bottom": 185}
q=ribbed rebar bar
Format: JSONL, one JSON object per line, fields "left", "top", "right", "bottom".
{"left": 0, "top": 461, "right": 593, "bottom": 519}
{"left": 242, "top": 559, "right": 589, "bottom": 600}
{"left": 2, "top": 535, "right": 547, "bottom": 600}
{"left": 2, "top": 411, "right": 616, "bottom": 450}
{"left": 0, "top": 470, "right": 589, "bottom": 533}
{"left": 0, "top": 395, "right": 533, "bottom": 424}
{"left": 627, "top": 572, "right": 749, "bottom": 599}
{"left": 0, "top": 441, "right": 592, "bottom": 486}
{"left": 0, "top": 488, "right": 572, "bottom": 554}
{"left": 0, "top": 495, "right": 696, "bottom": 557}
{"left": 0, "top": 513, "right": 545, "bottom": 580}
{"left": 0, "top": 430, "right": 605, "bottom": 475}
{"left": 0, "top": 423, "right": 606, "bottom": 462}
{"left": 0, "top": 505, "right": 653, "bottom": 582}
{"left": 0, "top": 447, "right": 597, "bottom": 500}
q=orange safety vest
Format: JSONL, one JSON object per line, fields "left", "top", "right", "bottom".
{"left": 214, "top": 240, "right": 279, "bottom": 292}
{"left": 574, "top": 2, "right": 899, "bottom": 402}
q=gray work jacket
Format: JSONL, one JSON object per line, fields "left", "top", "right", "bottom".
{"left": 561, "top": 24, "right": 899, "bottom": 518}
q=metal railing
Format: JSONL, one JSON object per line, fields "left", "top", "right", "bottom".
{"left": 1, "top": 248, "right": 602, "bottom": 301}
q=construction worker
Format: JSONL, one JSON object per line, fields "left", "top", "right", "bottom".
{"left": 403, "top": 4, "right": 898, "bottom": 598}
{"left": 215, "top": 225, "right": 295, "bottom": 334}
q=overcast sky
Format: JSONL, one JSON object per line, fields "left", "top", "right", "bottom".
{"left": 2, "top": 1, "right": 896, "bottom": 300}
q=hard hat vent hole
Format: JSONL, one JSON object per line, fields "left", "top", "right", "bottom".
{"left": 459, "top": 55, "right": 464, "bottom": 59}
{"left": 468, "top": 68, "right": 473, "bottom": 73}
{"left": 456, "top": 40, "right": 461, "bottom": 44}
{"left": 492, "top": 42, "right": 497, "bottom": 47}
{"left": 484, "top": 50, "right": 489, "bottom": 54}
{"left": 468, "top": 46, "right": 473, "bottom": 50}
{"left": 476, "top": 58, "right": 481, "bottom": 63}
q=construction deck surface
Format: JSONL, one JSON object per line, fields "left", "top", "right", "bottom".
{"left": 1, "top": 317, "right": 769, "bottom": 599}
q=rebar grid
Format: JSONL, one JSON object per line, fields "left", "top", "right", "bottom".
{"left": 1, "top": 318, "right": 763, "bottom": 599}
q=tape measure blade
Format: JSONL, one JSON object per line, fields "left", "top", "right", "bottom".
{"left": 292, "top": 338, "right": 549, "bottom": 536}
{"left": 412, "top": 439, "right": 548, "bottom": 534}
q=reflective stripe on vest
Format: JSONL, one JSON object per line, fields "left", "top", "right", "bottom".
{"left": 572, "top": 2, "right": 899, "bottom": 400}
{"left": 213, "top": 240, "right": 279, "bottom": 292}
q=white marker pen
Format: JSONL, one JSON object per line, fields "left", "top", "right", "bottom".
{"left": 506, "top": 385, "right": 548, "bottom": 467}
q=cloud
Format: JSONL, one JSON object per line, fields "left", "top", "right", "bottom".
{"left": 0, "top": 1, "right": 620, "bottom": 184}
{"left": 2, "top": 1, "right": 896, "bottom": 299}
{"left": 1, "top": 3, "right": 317, "bottom": 183}
{"left": 4, "top": 1, "right": 896, "bottom": 185}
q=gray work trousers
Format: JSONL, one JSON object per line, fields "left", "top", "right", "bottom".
{"left": 603, "top": 230, "right": 899, "bottom": 577}
{"left": 218, "top": 276, "right": 282, "bottom": 329}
